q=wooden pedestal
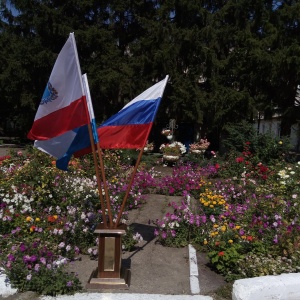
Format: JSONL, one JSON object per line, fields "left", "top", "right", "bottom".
{"left": 86, "top": 223, "right": 131, "bottom": 289}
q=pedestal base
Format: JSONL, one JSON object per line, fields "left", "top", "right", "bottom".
{"left": 85, "top": 223, "right": 131, "bottom": 290}
{"left": 86, "top": 266, "right": 131, "bottom": 290}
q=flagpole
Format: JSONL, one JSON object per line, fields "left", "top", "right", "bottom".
{"left": 95, "top": 143, "right": 114, "bottom": 227}
{"left": 71, "top": 33, "right": 108, "bottom": 227}
{"left": 82, "top": 75, "right": 108, "bottom": 228}
{"left": 82, "top": 74, "right": 113, "bottom": 227}
{"left": 114, "top": 142, "right": 147, "bottom": 228}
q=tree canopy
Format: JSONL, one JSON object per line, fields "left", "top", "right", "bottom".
{"left": 0, "top": 0, "right": 299, "bottom": 146}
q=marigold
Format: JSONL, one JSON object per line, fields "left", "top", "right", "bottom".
{"left": 221, "top": 226, "right": 226, "bottom": 232}
{"left": 26, "top": 216, "right": 32, "bottom": 222}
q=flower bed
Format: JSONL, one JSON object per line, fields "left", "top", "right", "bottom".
{"left": 154, "top": 144, "right": 300, "bottom": 281}
{"left": 0, "top": 149, "right": 145, "bottom": 295}
{"left": 1, "top": 139, "right": 299, "bottom": 293}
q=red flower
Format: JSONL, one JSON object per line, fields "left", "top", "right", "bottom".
{"left": 245, "top": 141, "right": 251, "bottom": 145}
{"left": 246, "top": 236, "right": 253, "bottom": 242}
{"left": 218, "top": 251, "right": 225, "bottom": 256}
{"left": 215, "top": 241, "right": 220, "bottom": 246}
{"left": 236, "top": 157, "right": 244, "bottom": 163}
{"left": 259, "top": 165, "right": 268, "bottom": 173}
{"left": 215, "top": 163, "right": 220, "bottom": 170}
{"left": 47, "top": 216, "right": 56, "bottom": 223}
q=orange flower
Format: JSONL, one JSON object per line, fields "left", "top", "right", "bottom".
{"left": 48, "top": 216, "right": 56, "bottom": 223}
{"left": 30, "top": 225, "right": 36, "bottom": 232}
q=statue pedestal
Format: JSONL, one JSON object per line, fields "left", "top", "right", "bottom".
{"left": 86, "top": 223, "right": 131, "bottom": 289}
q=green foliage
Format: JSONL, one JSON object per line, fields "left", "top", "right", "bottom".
{"left": 221, "top": 121, "right": 291, "bottom": 165}
{"left": 8, "top": 264, "right": 82, "bottom": 296}
{"left": 207, "top": 244, "right": 243, "bottom": 279}
{"left": 1, "top": 1, "right": 300, "bottom": 140}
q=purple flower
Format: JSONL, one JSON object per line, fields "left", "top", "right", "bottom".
{"left": 32, "top": 241, "right": 39, "bottom": 248}
{"left": 29, "top": 255, "right": 37, "bottom": 262}
{"left": 46, "top": 251, "right": 53, "bottom": 257}
{"left": 23, "top": 255, "right": 31, "bottom": 263}
{"left": 34, "top": 264, "right": 40, "bottom": 272}
{"left": 40, "top": 257, "right": 46, "bottom": 265}
{"left": 66, "top": 281, "right": 73, "bottom": 287}
{"left": 7, "top": 254, "right": 15, "bottom": 262}
{"left": 20, "top": 244, "right": 27, "bottom": 252}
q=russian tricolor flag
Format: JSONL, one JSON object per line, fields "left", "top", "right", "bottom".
{"left": 74, "top": 75, "right": 169, "bottom": 159}
{"left": 97, "top": 75, "right": 169, "bottom": 149}
{"left": 27, "top": 33, "right": 88, "bottom": 141}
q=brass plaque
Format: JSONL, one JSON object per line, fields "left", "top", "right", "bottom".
{"left": 104, "top": 237, "right": 115, "bottom": 271}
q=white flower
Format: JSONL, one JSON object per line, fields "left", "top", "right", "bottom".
{"left": 58, "top": 242, "right": 65, "bottom": 248}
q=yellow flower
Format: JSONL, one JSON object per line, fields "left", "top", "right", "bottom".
{"left": 213, "top": 224, "right": 219, "bottom": 228}
{"left": 209, "top": 205, "right": 214, "bottom": 208}
{"left": 203, "top": 239, "right": 208, "bottom": 245}
{"left": 235, "top": 225, "right": 241, "bottom": 230}
{"left": 26, "top": 216, "right": 32, "bottom": 222}
{"left": 228, "top": 239, "right": 233, "bottom": 244}
{"left": 212, "top": 201, "right": 217, "bottom": 205}
{"left": 241, "top": 235, "right": 247, "bottom": 239}
{"left": 221, "top": 226, "right": 226, "bottom": 232}
{"left": 35, "top": 218, "right": 40, "bottom": 222}
{"left": 53, "top": 215, "right": 58, "bottom": 220}
{"left": 279, "top": 141, "right": 283, "bottom": 145}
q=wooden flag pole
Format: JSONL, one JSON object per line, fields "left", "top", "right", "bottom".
{"left": 114, "top": 147, "right": 145, "bottom": 228}
{"left": 83, "top": 100, "right": 108, "bottom": 228}
{"left": 95, "top": 143, "right": 114, "bottom": 227}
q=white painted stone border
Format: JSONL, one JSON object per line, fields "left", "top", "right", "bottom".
{"left": 232, "top": 273, "right": 300, "bottom": 300}
{"left": 188, "top": 244, "right": 201, "bottom": 294}
{"left": 0, "top": 268, "right": 17, "bottom": 297}
{"left": 42, "top": 294, "right": 213, "bottom": 300}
